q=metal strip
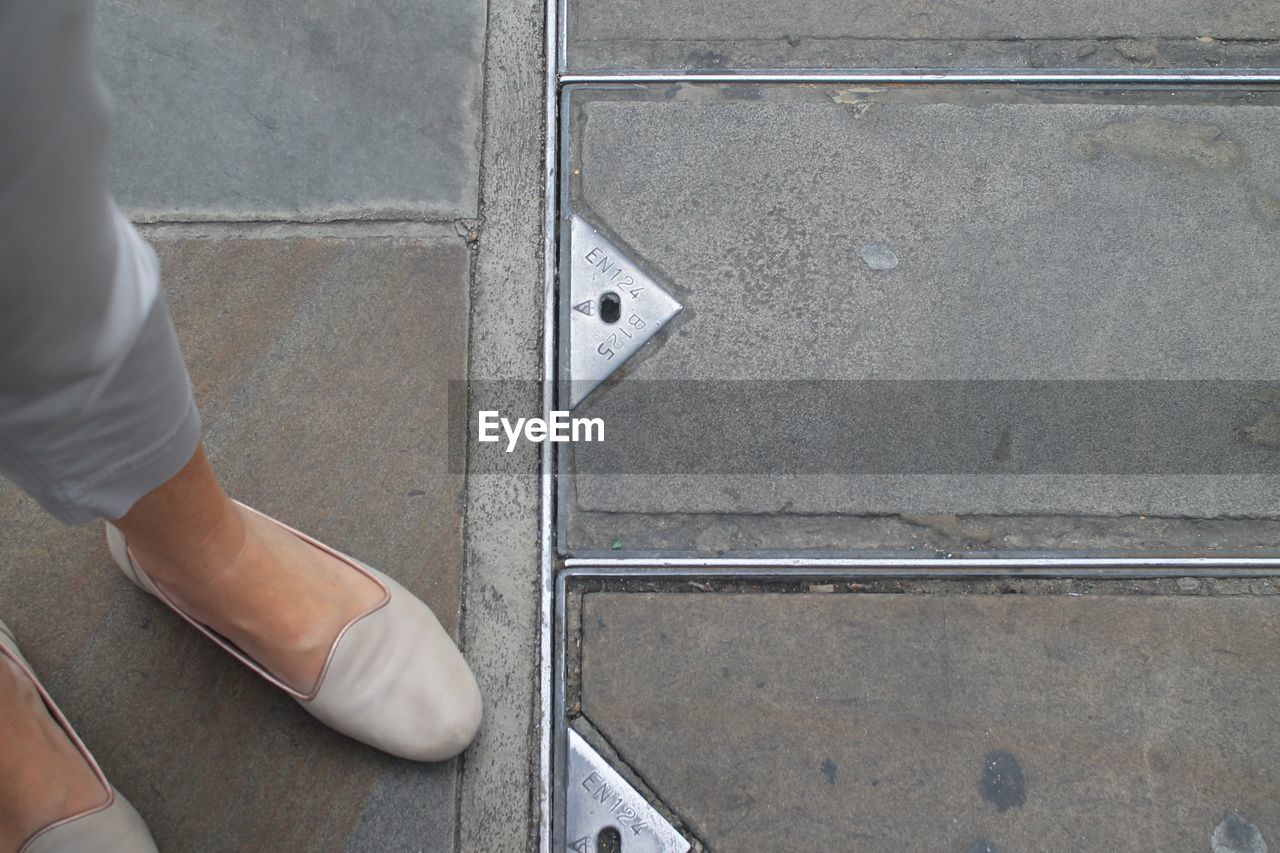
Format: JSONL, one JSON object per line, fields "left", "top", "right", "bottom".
{"left": 561, "top": 70, "right": 1280, "bottom": 85}
{"left": 539, "top": 0, "right": 559, "bottom": 841}
{"left": 563, "top": 565, "right": 1280, "bottom": 581}
{"left": 553, "top": 87, "right": 574, "bottom": 556}
{"left": 566, "top": 556, "right": 1280, "bottom": 571}
{"left": 553, "top": 563, "right": 571, "bottom": 851}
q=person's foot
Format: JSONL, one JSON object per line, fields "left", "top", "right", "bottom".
{"left": 123, "top": 502, "right": 386, "bottom": 694}
{"left": 0, "top": 647, "right": 109, "bottom": 851}
{"left": 109, "top": 445, "right": 479, "bottom": 762}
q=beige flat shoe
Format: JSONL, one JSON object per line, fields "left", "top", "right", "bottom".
{"left": 104, "top": 501, "right": 482, "bottom": 762}
{"left": 0, "top": 620, "right": 158, "bottom": 853}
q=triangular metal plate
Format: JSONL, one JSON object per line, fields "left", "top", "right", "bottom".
{"left": 565, "top": 214, "right": 682, "bottom": 409}
{"left": 566, "top": 729, "right": 690, "bottom": 853}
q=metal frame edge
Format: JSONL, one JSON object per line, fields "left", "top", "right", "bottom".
{"left": 538, "top": 0, "right": 559, "bottom": 840}
{"left": 565, "top": 556, "right": 1280, "bottom": 571}
{"left": 561, "top": 69, "right": 1280, "bottom": 84}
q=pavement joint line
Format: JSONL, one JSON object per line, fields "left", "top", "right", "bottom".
{"left": 133, "top": 219, "right": 480, "bottom": 241}
{"left": 455, "top": 0, "right": 549, "bottom": 838}
{"left": 453, "top": 242, "right": 481, "bottom": 853}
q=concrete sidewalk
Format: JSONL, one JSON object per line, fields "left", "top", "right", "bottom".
{"left": 3, "top": 0, "right": 1278, "bottom": 848}
{"left": 0, "top": 0, "right": 545, "bottom": 849}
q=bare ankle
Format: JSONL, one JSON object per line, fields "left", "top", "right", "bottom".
{"left": 113, "top": 444, "right": 248, "bottom": 586}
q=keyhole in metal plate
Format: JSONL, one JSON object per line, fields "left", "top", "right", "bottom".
{"left": 599, "top": 292, "right": 622, "bottom": 324}
{"left": 596, "top": 826, "right": 622, "bottom": 853}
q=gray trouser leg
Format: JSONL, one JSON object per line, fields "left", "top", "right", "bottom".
{"left": 0, "top": 0, "right": 201, "bottom": 524}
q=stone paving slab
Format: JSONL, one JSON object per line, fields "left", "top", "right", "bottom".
{"left": 566, "top": 0, "right": 1280, "bottom": 70}
{"left": 0, "top": 237, "right": 469, "bottom": 850}
{"left": 97, "top": 0, "right": 486, "bottom": 221}
{"left": 579, "top": 590, "right": 1280, "bottom": 852}
{"left": 562, "top": 85, "right": 1280, "bottom": 551}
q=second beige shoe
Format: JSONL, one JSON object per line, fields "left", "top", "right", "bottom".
{"left": 0, "top": 620, "right": 158, "bottom": 853}
{"left": 105, "top": 501, "right": 482, "bottom": 762}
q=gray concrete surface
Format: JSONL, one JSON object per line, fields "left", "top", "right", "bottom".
{"left": 566, "top": 505, "right": 1280, "bottom": 559}
{"left": 14, "top": 0, "right": 545, "bottom": 848}
{"left": 578, "top": 589, "right": 1280, "bottom": 852}
{"left": 97, "top": 0, "right": 486, "bottom": 221}
{"left": 566, "top": 0, "right": 1280, "bottom": 70}
{"left": 571, "top": 89, "right": 1280, "bottom": 383}
{"left": 561, "top": 85, "right": 1280, "bottom": 551}
{"left": 0, "top": 237, "right": 470, "bottom": 849}
{"left": 455, "top": 0, "right": 547, "bottom": 843}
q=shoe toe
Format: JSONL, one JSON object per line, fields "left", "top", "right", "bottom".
{"left": 305, "top": 567, "right": 482, "bottom": 762}
{"left": 22, "top": 787, "right": 158, "bottom": 853}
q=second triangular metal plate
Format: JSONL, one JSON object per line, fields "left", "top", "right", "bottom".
{"left": 566, "top": 729, "right": 691, "bottom": 853}
{"left": 565, "top": 214, "right": 682, "bottom": 408}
